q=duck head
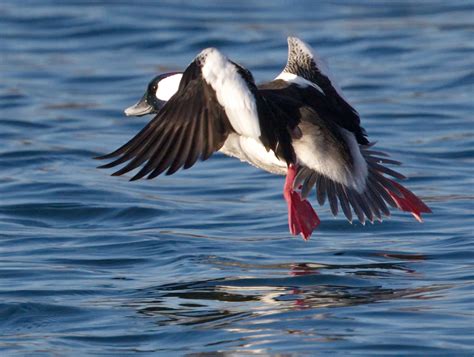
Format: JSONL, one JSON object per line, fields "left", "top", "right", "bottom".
{"left": 124, "top": 72, "right": 183, "bottom": 116}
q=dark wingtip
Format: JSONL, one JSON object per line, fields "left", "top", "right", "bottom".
{"left": 97, "top": 161, "right": 120, "bottom": 169}
{"left": 94, "top": 151, "right": 121, "bottom": 161}
{"left": 129, "top": 174, "right": 143, "bottom": 182}
{"left": 94, "top": 154, "right": 111, "bottom": 160}
{"left": 97, "top": 163, "right": 113, "bottom": 169}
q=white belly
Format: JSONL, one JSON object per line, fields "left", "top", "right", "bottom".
{"left": 219, "top": 134, "right": 287, "bottom": 175}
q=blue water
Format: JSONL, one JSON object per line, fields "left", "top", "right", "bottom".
{"left": 1, "top": 0, "right": 473, "bottom": 355}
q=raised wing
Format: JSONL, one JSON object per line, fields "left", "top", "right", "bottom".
{"left": 279, "top": 36, "right": 368, "bottom": 145}
{"left": 96, "top": 48, "right": 265, "bottom": 180}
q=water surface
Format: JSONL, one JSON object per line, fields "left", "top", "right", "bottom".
{"left": 1, "top": 0, "right": 473, "bottom": 355}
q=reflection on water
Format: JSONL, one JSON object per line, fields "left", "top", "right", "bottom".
{"left": 129, "top": 259, "right": 448, "bottom": 329}
{"left": 122, "top": 259, "right": 454, "bottom": 354}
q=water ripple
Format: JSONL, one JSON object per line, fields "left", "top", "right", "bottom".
{"left": 0, "top": 0, "right": 473, "bottom": 355}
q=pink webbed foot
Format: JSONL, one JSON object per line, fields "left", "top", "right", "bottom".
{"left": 284, "top": 165, "right": 320, "bottom": 240}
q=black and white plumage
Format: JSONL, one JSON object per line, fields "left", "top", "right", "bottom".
{"left": 100, "top": 48, "right": 294, "bottom": 178}
{"left": 97, "top": 37, "right": 431, "bottom": 239}
{"left": 124, "top": 72, "right": 182, "bottom": 117}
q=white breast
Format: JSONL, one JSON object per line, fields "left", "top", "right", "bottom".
{"left": 219, "top": 134, "right": 287, "bottom": 175}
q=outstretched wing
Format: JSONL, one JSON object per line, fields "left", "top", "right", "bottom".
{"left": 278, "top": 36, "right": 368, "bottom": 145}
{"left": 292, "top": 107, "right": 430, "bottom": 224}
{"left": 96, "top": 48, "right": 264, "bottom": 180}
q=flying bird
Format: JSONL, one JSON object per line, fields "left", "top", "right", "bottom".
{"left": 97, "top": 36, "right": 431, "bottom": 240}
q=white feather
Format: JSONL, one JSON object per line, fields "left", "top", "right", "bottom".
{"left": 200, "top": 48, "right": 261, "bottom": 139}
{"left": 155, "top": 73, "right": 182, "bottom": 101}
{"left": 275, "top": 72, "right": 324, "bottom": 94}
{"left": 219, "top": 134, "right": 287, "bottom": 175}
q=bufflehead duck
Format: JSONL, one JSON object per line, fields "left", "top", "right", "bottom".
{"left": 97, "top": 37, "right": 431, "bottom": 240}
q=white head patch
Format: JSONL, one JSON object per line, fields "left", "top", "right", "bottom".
{"left": 156, "top": 73, "right": 183, "bottom": 101}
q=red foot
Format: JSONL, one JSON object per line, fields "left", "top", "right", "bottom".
{"left": 284, "top": 165, "right": 320, "bottom": 240}
{"left": 385, "top": 178, "right": 432, "bottom": 222}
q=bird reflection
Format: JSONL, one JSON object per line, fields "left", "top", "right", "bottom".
{"left": 127, "top": 256, "right": 448, "bottom": 328}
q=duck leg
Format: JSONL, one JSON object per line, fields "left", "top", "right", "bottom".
{"left": 283, "top": 164, "right": 320, "bottom": 240}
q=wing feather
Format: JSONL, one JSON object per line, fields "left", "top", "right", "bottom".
{"left": 294, "top": 141, "right": 419, "bottom": 224}
{"left": 336, "top": 183, "right": 353, "bottom": 222}
{"left": 279, "top": 36, "right": 368, "bottom": 145}
{"left": 97, "top": 49, "right": 273, "bottom": 179}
